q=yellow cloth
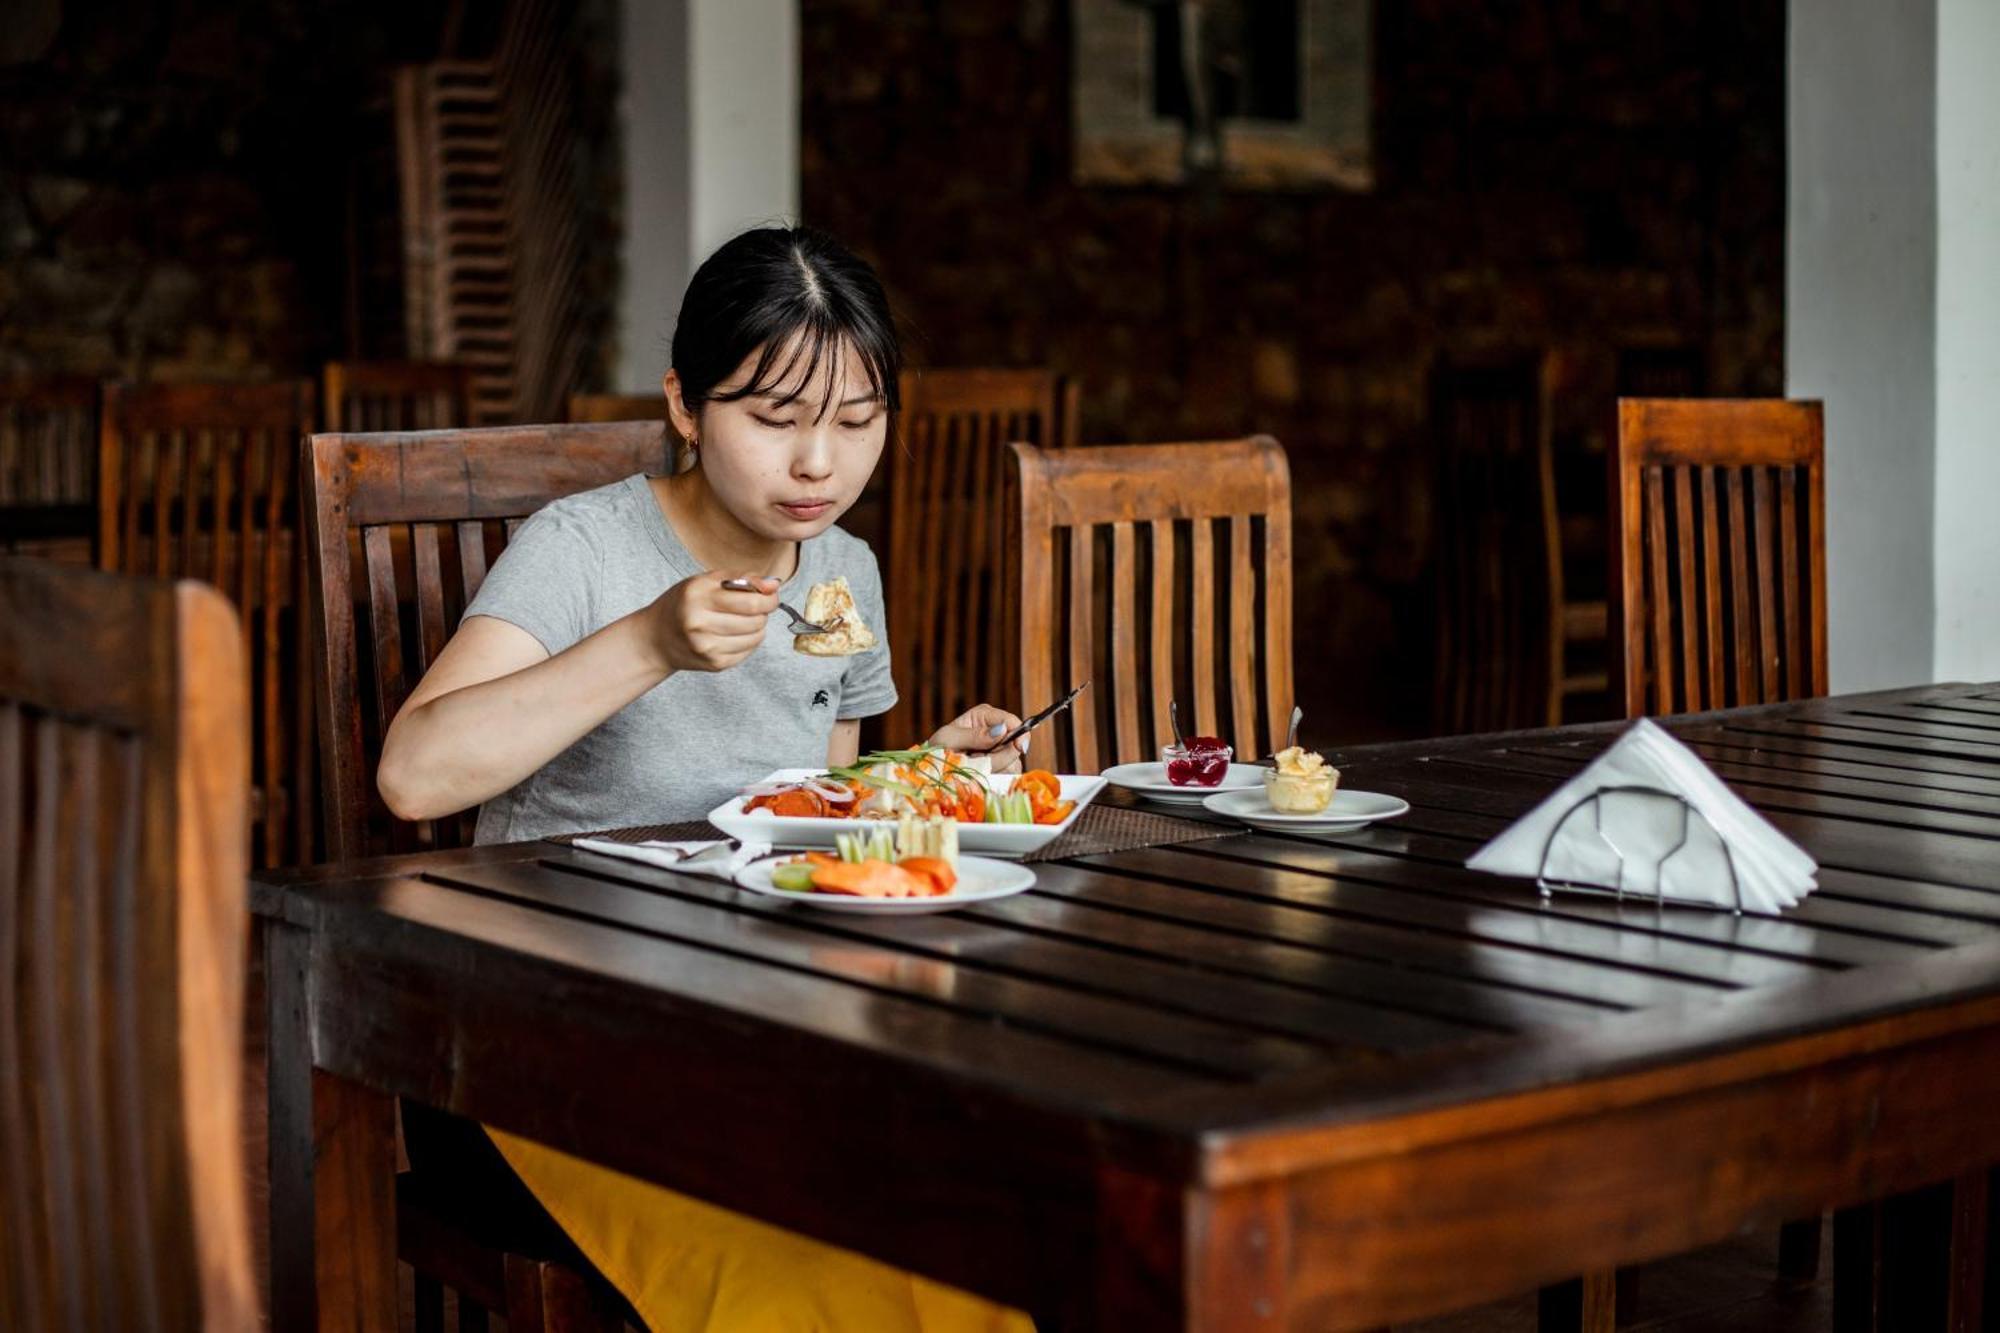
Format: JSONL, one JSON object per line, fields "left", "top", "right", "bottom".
{"left": 487, "top": 1128, "right": 1036, "bottom": 1333}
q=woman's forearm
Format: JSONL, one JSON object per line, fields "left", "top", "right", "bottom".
{"left": 377, "top": 611, "right": 670, "bottom": 820}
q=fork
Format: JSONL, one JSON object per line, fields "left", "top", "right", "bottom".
{"left": 719, "top": 577, "right": 829, "bottom": 634}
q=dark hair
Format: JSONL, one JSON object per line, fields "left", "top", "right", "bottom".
{"left": 670, "top": 225, "right": 902, "bottom": 421}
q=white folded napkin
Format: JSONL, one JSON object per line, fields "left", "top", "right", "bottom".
{"left": 1466, "top": 719, "right": 1817, "bottom": 912}
{"left": 571, "top": 837, "right": 771, "bottom": 882}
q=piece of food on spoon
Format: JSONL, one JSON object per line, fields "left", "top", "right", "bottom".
{"left": 792, "top": 576, "right": 877, "bottom": 657}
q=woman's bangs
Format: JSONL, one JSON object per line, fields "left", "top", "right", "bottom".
{"left": 716, "top": 313, "right": 893, "bottom": 419}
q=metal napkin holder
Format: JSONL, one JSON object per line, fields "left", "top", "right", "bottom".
{"left": 1534, "top": 783, "right": 1744, "bottom": 915}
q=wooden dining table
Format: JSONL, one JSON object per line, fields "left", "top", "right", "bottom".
{"left": 256, "top": 682, "right": 2000, "bottom": 1332}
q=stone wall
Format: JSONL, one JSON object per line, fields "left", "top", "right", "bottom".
{"left": 0, "top": 0, "right": 620, "bottom": 399}
{"left": 801, "top": 0, "right": 1786, "bottom": 738}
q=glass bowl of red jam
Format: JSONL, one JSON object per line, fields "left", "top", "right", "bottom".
{"left": 1162, "top": 737, "right": 1232, "bottom": 787}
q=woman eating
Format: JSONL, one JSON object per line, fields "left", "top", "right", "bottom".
{"left": 374, "top": 224, "right": 1035, "bottom": 1332}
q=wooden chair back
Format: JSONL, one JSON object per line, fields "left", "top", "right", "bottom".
{"left": 566, "top": 392, "right": 666, "bottom": 423}
{"left": 0, "top": 377, "right": 98, "bottom": 560}
{"left": 1008, "top": 438, "right": 1293, "bottom": 773}
{"left": 0, "top": 559, "right": 256, "bottom": 1332}
{"left": 305, "top": 421, "right": 675, "bottom": 859}
{"left": 97, "top": 381, "right": 316, "bottom": 867}
{"left": 1430, "top": 353, "right": 1563, "bottom": 735}
{"left": 1612, "top": 398, "right": 1828, "bottom": 717}
{"left": 882, "top": 368, "right": 1079, "bottom": 745}
{"left": 322, "top": 360, "right": 474, "bottom": 432}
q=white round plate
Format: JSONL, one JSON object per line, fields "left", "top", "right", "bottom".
{"left": 1100, "top": 761, "right": 1266, "bottom": 806}
{"left": 733, "top": 854, "right": 1037, "bottom": 914}
{"left": 1201, "top": 787, "right": 1411, "bottom": 831}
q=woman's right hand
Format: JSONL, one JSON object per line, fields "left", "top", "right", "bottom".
{"left": 647, "top": 572, "right": 780, "bottom": 673}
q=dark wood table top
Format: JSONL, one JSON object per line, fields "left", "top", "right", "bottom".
{"left": 257, "top": 681, "right": 2000, "bottom": 1330}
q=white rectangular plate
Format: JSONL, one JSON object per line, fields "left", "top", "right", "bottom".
{"left": 708, "top": 770, "right": 1106, "bottom": 860}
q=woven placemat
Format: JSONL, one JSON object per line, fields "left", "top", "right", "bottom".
{"left": 546, "top": 799, "right": 1234, "bottom": 863}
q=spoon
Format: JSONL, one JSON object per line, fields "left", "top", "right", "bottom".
{"left": 1285, "top": 705, "right": 1303, "bottom": 752}
{"left": 1169, "top": 699, "right": 1186, "bottom": 749}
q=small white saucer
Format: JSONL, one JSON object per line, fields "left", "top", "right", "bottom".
{"left": 1201, "top": 787, "right": 1411, "bottom": 831}
{"left": 1100, "top": 761, "right": 1265, "bottom": 806}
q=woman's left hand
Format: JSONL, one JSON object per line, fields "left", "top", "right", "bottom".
{"left": 927, "top": 703, "right": 1028, "bottom": 773}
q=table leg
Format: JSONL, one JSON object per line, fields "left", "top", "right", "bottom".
{"left": 1537, "top": 1272, "right": 1616, "bottom": 1333}
{"left": 1834, "top": 1173, "right": 1990, "bottom": 1332}
{"left": 1946, "top": 1168, "right": 1988, "bottom": 1333}
{"left": 265, "top": 917, "right": 398, "bottom": 1332}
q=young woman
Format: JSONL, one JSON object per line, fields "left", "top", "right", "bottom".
{"left": 377, "top": 226, "right": 1024, "bottom": 835}
{"left": 377, "top": 225, "right": 1034, "bottom": 1332}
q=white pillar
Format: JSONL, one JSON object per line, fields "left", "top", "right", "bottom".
{"left": 689, "top": 0, "right": 799, "bottom": 262}
{"left": 613, "top": 0, "right": 799, "bottom": 393}
{"left": 1932, "top": 0, "right": 2000, "bottom": 681}
{"left": 1787, "top": 0, "right": 1938, "bottom": 692}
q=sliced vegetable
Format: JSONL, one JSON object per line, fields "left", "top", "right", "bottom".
{"left": 770, "top": 861, "right": 818, "bottom": 892}
{"left": 897, "top": 856, "right": 957, "bottom": 897}
{"left": 810, "top": 859, "right": 926, "bottom": 898}
{"left": 1037, "top": 799, "right": 1076, "bottom": 826}
{"left": 836, "top": 828, "right": 897, "bottom": 864}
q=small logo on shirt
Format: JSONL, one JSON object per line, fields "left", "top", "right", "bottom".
{"left": 810, "top": 688, "right": 831, "bottom": 709}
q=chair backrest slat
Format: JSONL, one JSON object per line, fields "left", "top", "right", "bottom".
{"left": 1228, "top": 515, "right": 1259, "bottom": 754}
{"left": 1008, "top": 438, "right": 1292, "bottom": 772}
{"left": 1611, "top": 398, "right": 1827, "bottom": 717}
{"left": 1065, "top": 523, "right": 1099, "bottom": 768}
{"left": 0, "top": 559, "right": 256, "bottom": 1332}
{"left": 1779, "top": 467, "right": 1802, "bottom": 700}
{"left": 0, "top": 378, "right": 98, "bottom": 560}
{"left": 305, "top": 421, "right": 674, "bottom": 859}
{"left": 98, "top": 382, "right": 314, "bottom": 867}
{"left": 1430, "top": 353, "right": 1562, "bottom": 735}
{"left": 1108, "top": 521, "right": 1142, "bottom": 762}
{"left": 881, "top": 368, "right": 1077, "bottom": 745}
{"left": 323, "top": 360, "right": 474, "bottom": 433}
{"left": 1146, "top": 519, "right": 1176, "bottom": 751}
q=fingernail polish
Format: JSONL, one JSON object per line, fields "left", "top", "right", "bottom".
{"left": 987, "top": 722, "right": 1006, "bottom": 736}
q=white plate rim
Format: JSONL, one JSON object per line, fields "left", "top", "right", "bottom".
{"left": 733, "top": 853, "right": 1036, "bottom": 911}
{"left": 1200, "top": 787, "right": 1411, "bottom": 826}
{"left": 1100, "top": 760, "right": 1266, "bottom": 797}
{"left": 708, "top": 771, "right": 1105, "bottom": 856}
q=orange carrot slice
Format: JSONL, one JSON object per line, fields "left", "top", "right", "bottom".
{"left": 897, "top": 856, "right": 958, "bottom": 896}
{"left": 810, "top": 859, "right": 924, "bottom": 898}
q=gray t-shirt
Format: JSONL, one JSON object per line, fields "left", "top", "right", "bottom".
{"left": 461, "top": 474, "right": 897, "bottom": 843}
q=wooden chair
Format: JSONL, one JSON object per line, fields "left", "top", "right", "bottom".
{"left": 0, "top": 375, "right": 98, "bottom": 561}
{"left": 0, "top": 558, "right": 258, "bottom": 1331}
{"left": 97, "top": 380, "right": 317, "bottom": 868}
{"left": 1007, "top": 437, "right": 1293, "bottom": 774}
{"left": 322, "top": 360, "right": 474, "bottom": 432}
{"left": 304, "top": 421, "right": 670, "bottom": 1329}
{"left": 1429, "top": 352, "right": 1568, "bottom": 735}
{"left": 1611, "top": 398, "right": 1827, "bottom": 717}
{"left": 565, "top": 392, "right": 666, "bottom": 423}
{"left": 880, "top": 368, "right": 1079, "bottom": 746}
{"left": 1538, "top": 399, "right": 1833, "bottom": 1331}
{"left": 305, "top": 419, "right": 675, "bottom": 862}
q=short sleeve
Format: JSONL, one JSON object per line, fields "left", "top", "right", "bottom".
{"left": 461, "top": 506, "right": 599, "bottom": 656}
{"left": 836, "top": 551, "right": 898, "bottom": 721}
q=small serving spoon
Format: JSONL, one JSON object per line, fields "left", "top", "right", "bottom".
{"left": 720, "top": 576, "right": 829, "bottom": 634}
{"left": 1285, "top": 705, "right": 1303, "bottom": 752}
